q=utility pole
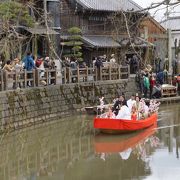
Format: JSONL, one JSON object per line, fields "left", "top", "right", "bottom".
{"left": 165, "top": 0, "right": 172, "bottom": 74}
{"left": 168, "top": 29, "right": 172, "bottom": 74}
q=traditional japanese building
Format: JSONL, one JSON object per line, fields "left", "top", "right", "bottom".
{"left": 140, "top": 16, "right": 167, "bottom": 64}
{"left": 60, "top": 0, "right": 151, "bottom": 65}
{"left": 18, "top": 0, "right": 61, "bottom": 58}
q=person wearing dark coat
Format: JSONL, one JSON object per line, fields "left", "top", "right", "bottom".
{"left": 112, "top": 95, "right": 127, "bottom": 116}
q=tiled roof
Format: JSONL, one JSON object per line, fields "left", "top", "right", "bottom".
{"left": 24, "top": 27, "right": 59, "bottom": 35}
{"left": 83, "top": 35, "right": 121, "bottom": 48}
{"left": 117, "top": 37, "right": 154, "bottom": 47}
{"left": 61, "top": 35, "right": 153, "bottom": 48}
{"left": 76, "top": 0, "right": 142, "bottom": 12}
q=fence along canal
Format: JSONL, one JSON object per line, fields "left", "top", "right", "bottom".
{"left": 0, "top": 65, "right": 129, "bottom": 91}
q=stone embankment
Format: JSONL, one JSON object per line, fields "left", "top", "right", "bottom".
{"left": 0, "top": 75, "right": 179, "bottom": 132}
{"left": 0, "top": 77, "right": 138, "bottom": 132}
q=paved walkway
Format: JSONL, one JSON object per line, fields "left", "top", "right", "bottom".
{"left": 157, "top": 96, "right": 180, "bottom": 104}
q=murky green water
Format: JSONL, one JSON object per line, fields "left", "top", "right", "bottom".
{"left": 0, "top": 103, "right": 180, "bottom": 180}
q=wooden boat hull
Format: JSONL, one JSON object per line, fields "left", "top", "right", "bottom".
{"left": 85, "top": 104, "right": 113, "bottom": 115}
{"left": 94, "top": 113, "right": 157, "bottom": 133}
{"left": 84, "top": 107, "right": 97, "bottom": 115}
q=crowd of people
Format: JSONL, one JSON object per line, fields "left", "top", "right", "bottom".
{"left": 135, "top": 65, "right": 169, "bottom": 99}
{"left": 1, "top": 52, "right": 56, "bottom": 88}
{"left": 100, "top": 94, "right": 160, "bottom": 121}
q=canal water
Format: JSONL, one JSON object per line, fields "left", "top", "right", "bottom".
{"left": 0, "top": 103, "right": 180, "bottom": 180}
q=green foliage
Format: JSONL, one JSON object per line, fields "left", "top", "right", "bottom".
{"left": 0, "top": 1, "right": 34, "bottom": 28}
{"left": 64, "top": 27, "right": 83, "bottom": 62}
{"left": 68, "top": 27, "right": 82, "bottom": 34}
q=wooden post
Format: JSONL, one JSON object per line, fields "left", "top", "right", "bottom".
{"left": 15, "top": 71, "right": 18, "bottom": 89}
{"left": 46, "top": 69, "right": 49, "bottom": 85}
{"left": 86, "top": 66, "right": 88, "bottom": 82}
{"left": 32, "top": 69, "right": 36, "bottom": 87}
{"left": 95, "top": 67, "right": 98, "bottom": 81}
{"left": 128, "top": 65, "right": 130, "bottom": 78}
{"left": 54, "top": 69, "right": 57, "bottom": 85}
{"left": 68, "top": 67, "right": 71, "bottom": 83}
{"left": 100, "top": 66, "right": 102, "bottom": 81}
{"left": 118, "top": 65, "right": 121, "bottom": 79}
{"left": 64, "top": 68, "right": 66, "bottom": 84}
{"left": 24, "top": 70, "right": 27, "bottom": 88}
{"left": 77, "top": 67, "right": 80, "bottom": 83}
{"left": 4, "top": 71, "right": 8, "bottom": 90}
{"left": 0, "top": 71, "right": 4, "bottom": 91}
{"left": 109, "top": 65, "right": 112, "bottom": 80}
{"left": 35, "top": 69, "right": 39, "bottom": 87}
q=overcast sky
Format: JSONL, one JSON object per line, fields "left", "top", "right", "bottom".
{"left": 134, "top": 0, "right": 180, "bottom": 22}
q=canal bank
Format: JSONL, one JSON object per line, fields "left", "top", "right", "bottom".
{"left": 0, "top": 76, "right": 179, "bottom": 132}
{"left": 0, "top": 77, "right": 138, "bottom": 132}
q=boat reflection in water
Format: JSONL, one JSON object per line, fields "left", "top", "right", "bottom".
{"left": 94, "top": 124, "right": 159, "bottom": 162}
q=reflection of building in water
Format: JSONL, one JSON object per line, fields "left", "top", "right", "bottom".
{"left": 158, "top": 104, "right": 180, "bottom": 157}
{"left": 0, "top": 119, "right": 93, "bottom": 180}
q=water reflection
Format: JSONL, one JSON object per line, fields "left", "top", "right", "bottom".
{"left": 92, "top": 124, "right": 159, "bottom": 180}
{"left": 0, "top": 104, "right": 179, "bottom": 179}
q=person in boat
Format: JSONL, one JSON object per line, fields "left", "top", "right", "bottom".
{"left": 116, "top": 101, "right": 131, "bottom": 120}
{"left": 138, "top": 99, "right": 149, "bottom": 119}
{"left": 134, "top": 95, "right": 140, "bottom": 110}
{"left": 105, "top": 105, "right": 116, "bottom": 118}
{"left": 112, "top": 95, "right": 127, "bottom": 116}
{"left": 127, "top": 94, "right": 136, "bottom": 112}
{"left": 131, "top": 105, "right": 137, "bottom": 121}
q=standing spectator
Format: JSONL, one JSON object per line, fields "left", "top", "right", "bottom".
{"left": 13, "top": 58, "right": 23, "bottom": 89}
{"left": 156, "top": 71, "right": 164, "bottom": 85}
{"left": 70, "top": 59, "right": 78, "bottom": 83}
{"left": 110, "top": 54, "right": 116, "bottom": 64}
{"left": 23, "top": 52, "right": 36, "bottom": 86}
{"left": 143, "top": 74, "right": 150, "bottom": 98}
{"left": 172, "top": 56, "right": 178, "bottom": 75}
{"left": 132, "top": 54, "right": 139, "bottom": 74}
{"left": 163, "top": 69, "right": 168, "bottom": 84}
{"left": 95, "top": 56, "right": 103, "bottom": 80}
{"left": 38, "top": 58, "right": 45, "bottom": 78}
{"left": 149, "top": 74, "right": 156, "bottom": 99}
{"left": 2, "top": 60, "right": 13, "bottom": 89}
{"left": 2, "top": 60, "right": 13, "bottom": 72}
{"left": 44, "top": 56, "right": 51, "bottom": 69}
{"left": 44, "top": 56, "right": 56, "bottom": 84}
{"left": 92, "top": 57, "right": 97, "bottom": 69}
{"left": 135, "top": 71, "right": 145, "bottom": 96}
{"left": 35, "top": 57, "right": 43, "bottom": 68}
{"left": 102, "top": 54, "right": 107, "bottom": 62}
{"left": 155, "top": 56, "right": 163, "bottom": 73}
{"left": 177, "top": 74, "right": 180, "bottom": 95}
{"left": 64, "top": 57, "right": 71, "bottom": 83}
{"left": 24, "top": 52, "right": 36, "bottom": 71}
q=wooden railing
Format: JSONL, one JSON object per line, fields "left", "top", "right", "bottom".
{"left": 62, "top": 65, "right": 129, "bottom": 84}
{"left": 0, "top": 65, "right": 129, "bottom": 91}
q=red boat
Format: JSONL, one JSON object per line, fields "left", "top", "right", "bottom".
{"left": 94, "top": 123, "right": 157, "bottom": 153}
{"left": 94, "top": 113, "right": 158, "bottom": 133}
